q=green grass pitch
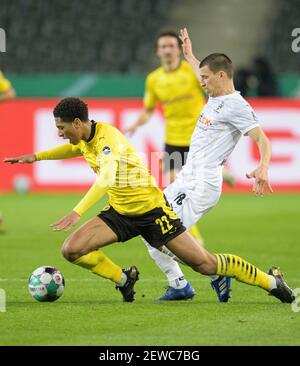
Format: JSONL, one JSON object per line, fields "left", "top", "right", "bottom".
{"left": 0, "top": 193, "right": 299, "bottom": 346}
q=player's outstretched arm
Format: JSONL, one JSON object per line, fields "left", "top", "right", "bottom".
{"left": 51, "top": 160, "right": 118, "bottom": 231}
{"left": 246, "top": 126, "right": 273, "bottom": 196}
{"left": 179, "top": 27, "right": 201, "bottom": 80}
{"left": 3, "top": 154, "right": 37, "bottom": 164}
{"left": 4, "top": 145, "right": 81, "bottom": 164}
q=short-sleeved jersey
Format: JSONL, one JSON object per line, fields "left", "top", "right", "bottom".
{"left": 0, "top": 71, "right": 11, "bottom": 93}
{"left": 144, "top": 61, "right": 206, "bottom": 147}
{"left": 73, "top": 122, "right": 165, "bottom": 215}
{"left": 177, "top": 91, "right": 259, "bottom": 185}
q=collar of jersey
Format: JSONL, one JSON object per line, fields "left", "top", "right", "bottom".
{"left": 86, "top": 120, "right": 97, "bottom": 143}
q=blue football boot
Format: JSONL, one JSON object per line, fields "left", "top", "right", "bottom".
{"left": 211, "top": 276, "right": 231, "bottom": 302}
{"left": 156, "top": 282, "right": 196, "bottom": 301}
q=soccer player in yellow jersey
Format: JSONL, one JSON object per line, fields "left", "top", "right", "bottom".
{"left": 5, "top": 97, "right": 295, "bottom": 304}
{"left": 0, "top": 70, "right": 16, "bottom": 233}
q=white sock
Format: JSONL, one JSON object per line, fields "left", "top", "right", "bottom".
{"left": 269, "top": 275, "right": 277, "bottom": 291}
{"left": 143, "top": 239, "right": 186, "bottom": 287}
{"left": 117, "top": 272, "right": 127, "bottom": 287}
{"left": 169, "top": 276, "right": 188, "bottom": 289}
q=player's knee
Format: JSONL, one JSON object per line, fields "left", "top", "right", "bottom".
{"left": 61, "top": 235, "right": 80, "bottom": 262}
{"left": 61, "top": 241, "right": 74, "bottom": 262}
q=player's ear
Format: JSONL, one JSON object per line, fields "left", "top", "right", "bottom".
{"left": 73, "top": 118, "right": 82, "bottom": 128}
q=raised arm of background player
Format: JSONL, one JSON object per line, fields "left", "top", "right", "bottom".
{"left": 3, "top": 146, "right": 118, "bottom": 231}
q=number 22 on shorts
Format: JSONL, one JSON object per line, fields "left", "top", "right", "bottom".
{"left": 155, "top": 215, "right": 173, "bottom": 234}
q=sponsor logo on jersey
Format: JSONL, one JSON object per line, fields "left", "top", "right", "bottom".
{"left": 198, "top": 113, "right": 212, "bottom": 128}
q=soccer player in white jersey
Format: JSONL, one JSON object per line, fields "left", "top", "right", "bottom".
{"left": 144, "top": 28, "right": 276, "bottom": 302}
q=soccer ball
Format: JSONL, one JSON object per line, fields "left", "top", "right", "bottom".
{"left": 28, "top": 266, "right": 65, "bottom": 302}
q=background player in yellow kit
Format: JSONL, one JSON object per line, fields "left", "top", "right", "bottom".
{"left": 4, "top": 97, "right": 295, "bottom": 305}
{"left": 0, "top": 70, "right": 16, "bottom": 233}
{"left": 126, "top": 30, "right": 206, "bottom": 181}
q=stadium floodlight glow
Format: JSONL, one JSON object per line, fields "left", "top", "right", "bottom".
{"left": 0, "top": 28, "right": 5, "bottom": 53}
{"left": 291, "top": 28, "right": 300, "bottom": 53}
{"left": 0, "top": 288, "right": 6, "bottom": 312}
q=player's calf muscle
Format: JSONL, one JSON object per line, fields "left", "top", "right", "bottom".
{"left": 166, "top": 233, "right": 217, "bottom": 274}
{"left": 182, "top": 254, "right": 217, "bottom": 275}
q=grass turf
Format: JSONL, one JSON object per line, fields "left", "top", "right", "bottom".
{"left": 0, "top": 193, "right": 299, "bottom": 346}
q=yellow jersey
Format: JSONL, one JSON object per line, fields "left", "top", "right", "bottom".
{"left": 36, "top": 122, "right": 165, "bottom": 216}
{"left": 144, "top": 60, "right": 206, "bottom": 147}
{"left": 0, "top": 71, "right": 11, "bottom": 93}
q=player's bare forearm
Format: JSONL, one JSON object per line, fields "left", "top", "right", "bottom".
{"left": 246, "top": 127, "right": 273, "bottom": 195}
{"left": 124, "top": 108, "right": 154, "bottom": 135}
{"left": 136, "top": 108, "right": 153, "bottom": 126}
{"left": 187, "top": 56, "right": 201, "bottom": 81}
{"left": 248, "top": 127, "right": 271, "bottom": 167}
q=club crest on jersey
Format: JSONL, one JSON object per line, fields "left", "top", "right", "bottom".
{"left": 102, "top": 146, "right": 111, "bottom": 155}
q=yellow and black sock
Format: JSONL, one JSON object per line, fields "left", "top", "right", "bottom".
{"left": 74, "top": 250, "right": 123, "bottom": 284}
{"left": 215, "top": 254, "right": 271, "bottom": 290}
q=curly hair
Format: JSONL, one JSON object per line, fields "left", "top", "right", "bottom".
{"left": 53, "top": 97, "right": 88, "bottom": 122}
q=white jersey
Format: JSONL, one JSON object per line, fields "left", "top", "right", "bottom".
{"left": 164, "top": 91, "right": 259, "bottom": 228}
{"left": 177, "top": 91, "right": 259, "bottom": 187}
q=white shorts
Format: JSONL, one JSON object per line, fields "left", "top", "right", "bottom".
{"left": 163, "top": 177, "right": 222, "bottom": 228}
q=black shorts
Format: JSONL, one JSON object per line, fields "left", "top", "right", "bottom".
{"left": 97, "top": 199, "right": 186, "bottom": 249}
{"left": 163, "top": 144, "right": 190, "bottom": 173}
